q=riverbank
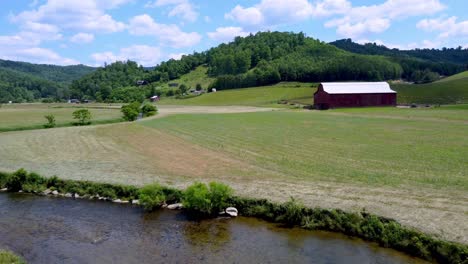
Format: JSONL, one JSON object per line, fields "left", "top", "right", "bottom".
{"left": 1, "top": 169, "right": 466, "bottom": 263}
{"left": 0, "top": 250, "right": 25, "bottom": 264}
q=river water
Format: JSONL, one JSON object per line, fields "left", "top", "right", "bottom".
{"left": 0, "top": 193, "right": 426, "bottom": 264}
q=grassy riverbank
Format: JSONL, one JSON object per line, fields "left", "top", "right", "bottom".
{"left": 0, "top": 250, "right": 25, "bottom": 264}
{"left": 1, "top": 169, "right": 466, "bottom": 264}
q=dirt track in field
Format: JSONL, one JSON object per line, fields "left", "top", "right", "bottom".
{"left": 0, "top": 105, "right": 466, "bottom": 244}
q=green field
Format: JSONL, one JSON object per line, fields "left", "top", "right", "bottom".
{"left": 0, "top": 103, "right": 123, "bottom": 132}
{"left": 159, "top": 82, "right": 316, "bottom": 106}
{"left": 142, "top": 109, "right": 467, "bottom": 189}
{"left": 392, "top": 72, "right": 468, "bottom": 104}
{"left": 160, "top": 65, "right": 215, "bottom": 90}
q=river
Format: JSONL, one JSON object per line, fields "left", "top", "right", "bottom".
{"left": 0, "top": 193, "right": 427, "bottom": 263}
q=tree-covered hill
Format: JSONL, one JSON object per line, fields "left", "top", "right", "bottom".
{"left": 30, "top": 32, "right": 468, "bottom": 102}
{"left": 0, "top": 59, "right": 95, "bottom": 85}
{"left": 0, "top": 59, "right": 95, "bottom": 103}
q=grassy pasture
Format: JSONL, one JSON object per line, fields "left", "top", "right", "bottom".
{"left": 159, "top": 82, "right": 316, "bottom": 106}
{"left": 392, "top": 76, "right": 468, "bottom": 104}
{"left": 142, "top": 109, "right": 468, "bottom": 190}
{"left": 0, "top": 103, "right": 123, "bottom": 132}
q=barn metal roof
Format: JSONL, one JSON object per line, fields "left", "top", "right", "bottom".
{"left": 320, "top": 82, "right": 396, "bottom": 94}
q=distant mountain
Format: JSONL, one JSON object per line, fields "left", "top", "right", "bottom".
{"left": 330, "top": 39, "right": 468, "bottom": 65}
{"left": 0, "top": 59, "right": 95, "bottom": 103}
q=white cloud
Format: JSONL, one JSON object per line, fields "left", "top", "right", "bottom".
{"left": 417, "top": 16, "right": 468, "bottom": 39}
{"left": 225, "top": 0, "right": 350, "bottom": 29}
{"left": 168, "top": 53, "right": 186, "bottom": 60}
{"left": 11, "top": 0, "right": 128, "bottom": 33}
{"left": 128, "top": 14, "right": 201, "bottom": 48}
{"left": 0, "top": 46, "right": 79, "bottom": 65}
{"left": 70, "top": 33, "right": 95, "bottom": 44}
{"left": 146, "top": 0, "right": 198, "bottom": 22}
{"left": 325, "top": 0, "right": 445, "bottom": 38}
{"left": 92, "top": 45, "right": 163, "bottom": 66}
{"left": 225, "top": 0, "right": 445, "bottom": 37}
{"left": 355, "top": 38, "right": 442, "bottom": 50}
{"left": 207, "top": 27, "right": 250, "bottom": 42}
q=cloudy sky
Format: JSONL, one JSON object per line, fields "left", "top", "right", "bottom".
{"left": 0, "top": 0, "right": 466, "bottom": 66}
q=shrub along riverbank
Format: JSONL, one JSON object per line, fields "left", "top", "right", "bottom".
{"left": 0, "top": 250, "right": 25, "bottom": 264}
{"left": 0, "top": 169, "right": 466, "bottom": 264}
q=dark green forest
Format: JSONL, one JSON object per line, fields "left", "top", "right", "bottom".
{"left": 2, "top": 32, "right": 467, "bottom": 103}
{"left": 0, "top": 59, "right": 94, "bottom": 103}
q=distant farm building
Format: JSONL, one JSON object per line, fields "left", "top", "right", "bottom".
{"left": 136, "top": 80, "right": 148, "bottom": 86}
{"left": 150, "top": 95, "right": 159, "bottom": 102}
{"left": 314, "top": 82, "right": 397, "bottom": 109}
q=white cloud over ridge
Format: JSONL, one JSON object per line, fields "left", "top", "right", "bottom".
{"left": 225, "top": 0, "right": 446, "bottom": 38}
{"left": 92, "top": 45, "right": 163, "bottom": 66}
{"left": 128, "top": 14, "right": 201, "bottom": 48}
{"left": 207, "top": 27, "right": 250, "bottom": 42}
{"left": 417, "top": 16, "right": 468, "bottom": 39}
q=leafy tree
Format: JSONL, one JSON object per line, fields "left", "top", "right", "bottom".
{"left": 141, "top": 103, "right": 157, "bottom": 117}
{"left": 179, "top": 84, "right": 188, "bottom": 94}
{"left": 72, "top": 109, "right": 92, "bottom": 126}
{"left": 195, "top": 83, "right": 202, "bottom": 91}
{"left": 43, "top": 114, "right": 56, "bottom": 128}
{"left": 121, "top": 102, "right": 141, "bottom": 121}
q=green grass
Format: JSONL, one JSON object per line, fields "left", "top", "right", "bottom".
{"left": 142, "top": 109, "right": 468, "bottom": 190}
{"left": 392, "top": 77, "right": 468, "bottom": 104}
{"left": 160, "top": 65, "right": 215, "bottom": 90}
{"left": 435, "top": 71, "right": 468, "bottom": 83}
{"left": 0, "top": 250, "right": 25, "bottom": 264}
{"left": 159, "top": 82, "right": 316, "bottom": 106}
{"left": 0, "top": 103, "right": 123, "bottom": 132}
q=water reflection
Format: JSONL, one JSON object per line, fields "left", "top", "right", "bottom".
{"left": 0, "top": 193, "right": 427, "bottom": 264}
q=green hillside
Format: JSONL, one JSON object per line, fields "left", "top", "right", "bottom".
{"left": 159, "top": 82, "right": 315, "bottom": 106}
{"left": 392, "top": 76, "right": 468, "bottom": 104}
{"left": 0, "top": 59, "right": 95, "bottom": 85}
{"left": 435, "top": 71, "right": 468, "bottom": 83}
{"left": 160, "top": 65, "right": 215, "bottom": 90}
{"left": 0, "top": 59, "right": 95, "bottom": 103}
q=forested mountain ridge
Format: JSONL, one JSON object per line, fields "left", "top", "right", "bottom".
{"left": 4, "top": 32, "right": 467, "bottom": 103}
{"left": 330, "top": 39, "right": 468, "bottom": 66}
{"left": 0, "top": 59, "right": 95, "bottom": 103}
{"left": 72, "top": 32, "right": 410, "bottom": 100}
{"left": 0, "top": 59, "right": 95, "bottom": 85}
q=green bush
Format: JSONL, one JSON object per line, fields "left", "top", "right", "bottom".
{"left": 141, "top": 103, "right": 157, "bottom": 117}
{"left": 183, "top": 182, "right": 233, "bottom": 215}
{"left": 72, "top": 109, "right": 92, "bottom": 126}
{"left": 121, "top": 102, "right": 141, "bottom": 121}
{"left": 43, "top": 114, "right": 56, "bottom": 128}
{"left": 139, "top": 183, "right": 166, "bottom": 210}
{"left": 183, "top": 182, "right": 211, "bottom": 214}
{"left": 0, "top": 250, "right": 25, "bottom": 264}
{"left": 276, "top": 197, "right": 304, "bottom": 226}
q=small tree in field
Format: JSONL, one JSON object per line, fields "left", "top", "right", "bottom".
{"left": 43, "top": 114, "right": 56, "bottom": 128}
{"left": 196, "top": 83, "right": 202, "bottom": 91}
{"left": 72, "top": 109, "right": 92, "bottom": 126}
{"left": 121, "top": 102, "right": 141, "bottom": 121}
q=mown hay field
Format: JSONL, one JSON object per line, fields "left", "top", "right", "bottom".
{"left": 0, "top": 103, "right": 123, "bottom": 131}
{"left": 0, "top": 106, "right": 467, "bottom": 243}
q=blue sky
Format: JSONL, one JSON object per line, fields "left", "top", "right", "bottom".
{"left": 0, "top": 0, "right": 467, "bottom": 66}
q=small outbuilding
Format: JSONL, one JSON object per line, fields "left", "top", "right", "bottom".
{"left": 314, "top": 82, "right": 397, "bottom": 110}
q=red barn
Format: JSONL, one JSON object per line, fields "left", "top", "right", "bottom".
{"left": 314, "top": 82, "right": 397, "bottom": 110}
